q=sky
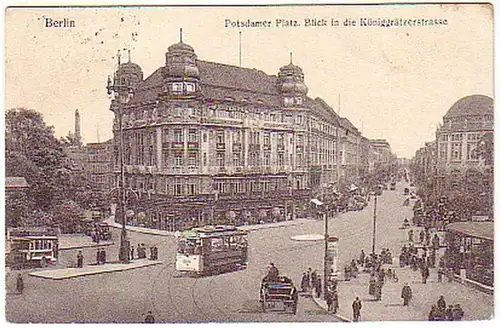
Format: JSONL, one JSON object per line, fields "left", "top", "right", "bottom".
{"left": 4, "top": 4, "right": 494, "bottom": 158}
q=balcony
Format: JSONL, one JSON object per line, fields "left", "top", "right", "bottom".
{"left": 263, "top": 144, "right": 271, "bottom": 151}
{"left": 216, "top": 143, "right": 226, "bottom": 150}
{"left": 218, "top": 166, "right": 227, "bottom": 174}
{"left": 249, "top": 144, "right": 260, "bottom": 151}
{"left": 171, "top": 142, "right": 184, "bottom": 149}
{"left": 277, "top": 144, "right": 285, "bottom": 151}
{"left": 187, "top": 142, "right": 199, "bottom": 150}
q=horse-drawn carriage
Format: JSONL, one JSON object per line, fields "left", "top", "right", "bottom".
{"left": 260, "top": 276, "right": 298, "bottom": 314}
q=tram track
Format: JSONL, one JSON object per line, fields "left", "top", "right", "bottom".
{"left": 148, "top": 201, "right": 402, "bottom": 323}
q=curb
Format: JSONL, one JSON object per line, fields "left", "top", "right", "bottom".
{"left": 28, "top": 261, "right": 163, "bottom": 280}
{"left": 310, "top": 296, "right": 352, "bottom": 322}
{"left": 59, "top": 241, "right": 115, "bottom": 251}
{"left": 106, "top": 219, "right": 312, "bottom": 236}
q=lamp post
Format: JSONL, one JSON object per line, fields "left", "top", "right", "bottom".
{"left": 107, "top": 61, "right": 130, "bottom": 264}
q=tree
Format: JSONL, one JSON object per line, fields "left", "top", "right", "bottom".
{"left": 476, "top": 132, "right": 494, "bottom": 166}
{"left": 5, "top": 108, "right": 94, "bottom": 231}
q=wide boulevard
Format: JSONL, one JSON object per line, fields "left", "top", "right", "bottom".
{"left": 6, "top": 183, "right": 412, "bottom": 323}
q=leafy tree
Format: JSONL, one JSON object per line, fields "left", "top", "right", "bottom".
{"left": 476, "top": 132, "right": 494, "bottom": 166}
{"left": 5, "top": 108, "right": 95, "bottom": 231}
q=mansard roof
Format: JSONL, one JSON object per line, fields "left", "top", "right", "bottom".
{"left": 127, "top": 60, "right": 283, "bottom": 106}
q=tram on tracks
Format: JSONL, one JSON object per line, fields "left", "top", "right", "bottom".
{"left": 175, "top": 225, "right": 248, "bottom": 276}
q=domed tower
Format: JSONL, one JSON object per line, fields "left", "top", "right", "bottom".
{"left": 278, "top": 53, "right": 308, "bottom": 107}
{"left": 163, "top": 29, "right": 200, "bottom": 97}
{"left": 107, "top": 50, "right": 144, "bottom": 104}
{"left": 115, "top": 50, "right": 144, "bottom": 89}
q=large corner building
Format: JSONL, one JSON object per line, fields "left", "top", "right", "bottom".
{"left": 107, "top": 36, "right": 379, "bottom": 230}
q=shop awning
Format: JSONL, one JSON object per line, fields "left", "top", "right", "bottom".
{"left": 310, "top": 199, "right": 324, "bottom": 206}
{"left": 447, "top": 221, "right": 494, "bottom": 241}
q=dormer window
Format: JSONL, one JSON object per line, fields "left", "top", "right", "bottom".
{"left": 172, "top": 82, "right": 183, "bottom": 93}
{"left": 186, "top": 83, "right": 195, "bottom": 93}
{"left": 284, "top": 97, "right": 294, "bottom": 106}
{"left": 295, "top": 97, "right": 303, "bottom": 105}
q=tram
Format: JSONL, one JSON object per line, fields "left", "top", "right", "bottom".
{"left": 175, "top": 225, "right": 248, "bottom": 275}
{"left": 6, "top": 228, "right": 59, "bottom": 269}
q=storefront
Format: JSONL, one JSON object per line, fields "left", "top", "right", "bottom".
{"left": 445, "top": 221, "right": 493, "bottom": 287}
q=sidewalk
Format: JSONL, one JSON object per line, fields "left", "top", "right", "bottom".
{"left": 28, "top": 259, "right": 163, "bottom": 280}
{"left": 311, "top": 263, "right": 493, "bottom": 321}
{"left": 105, "top": 216, "right": 313, "bottom": 236}
{"left": 59, "top": 234, "right": 114, "bottom": 250}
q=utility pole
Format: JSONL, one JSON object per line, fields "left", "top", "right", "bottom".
{"left": 371, "top": 193, "right": 378, "bottom": 254}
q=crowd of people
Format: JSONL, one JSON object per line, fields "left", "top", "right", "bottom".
{"left": 428, "top": 296, "right": 464, "bottom": 321}
{"left": 132, "top": 243, "right": 158, "bottom": 260}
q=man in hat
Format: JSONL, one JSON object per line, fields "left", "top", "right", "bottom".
{"left": 16, "top": 273, "right": 24, "bottom": 294}
{"left": 352, "top": 297, "right": 362, "bottom": 322}
{"left": 401, "top": 283, "right": 412, "bottom": 306}
{"left": 76, "top": 250, "right": 84, "bottom": 268}
{"left": 144, "top": 311, "right": 155, "bottom": 323}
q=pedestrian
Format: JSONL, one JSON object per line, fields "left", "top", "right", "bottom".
{"left": 315, "top": 275, "right": 322, "bottom": 298}
{"left": 326, "top": 290, "right": 333, "bottom": 313}
{"left": 432, "top": 233, "right": 440, "bottom": 250}
{"left": 401, "top": 282, "right": 412, "bottom": 306}
{"left": 153, "top": 246, "right": 158, "bottom": 260}
{"left": 144, "top": 311, "right": 155, "bottom": 323}
{"left": 344, "top": 265, "right": 351, "bottom": 281}
{"left": 142, "top": 244, "right": 147, "bottom": 259}
{"left": 428, "top": 304, "right": 438, "bottom": 321}
{"left": 374, "top": 281, "right": 382, "bottom": 301}
{"left": 77, "top": 250, "right": 84, "bottom": 268}
{"left": 419, "top": 230, "right": 425, "bottom": 243}
{"left": 16, "top": 273, "right": 24, "bottom": 294}
{"left": 359, "top": 249, "right": 366, "bottom": 266}
{"left": 352, "top": 297, "right": 362, "bottom": 322}
{"left": 96, "top": 248, "right": 101, "bottom": 265}
{"left": 368, "top": 275, "right": 376, "bottom": 296}
{"left": 332, "top": 289, "right": 339, "bottom": 314}
{"left": 408, "top": 229, "right": 414, "bottom": 243}
{"left": 137, "top": 243, "right": 141, "bottom": 258}
{"left": 149, "top": 246, "right": 154, "bottom": 260}
{"left": 399, "top": 252, "right": 406, "bottom": 267}
{"left": 378, "top": 268, "right": 386, "bottom": 284}
{"left": 100, "top": 248, "right": 106, "bottom": 264}
{"left": 130, "top": 245, "right": 134, "bottom": 260}
{"left": 452, "top": 304, "right": 464, "bottom": 320}
{"left": 306, "top": 267, "right": 312, "bottom": 287}
{"left": 300, "top": 272, "right": 308, "bottom": 292}
{"left": 437, "top": 295, "right": 446, "bottom": 312}
{"left": 421, "top": 266, "right": 429, "bottom": 284}
{"left": 445, "top": 305, "right": 454, "bottom": 321}
{"left": 437, "top": 267, "right": 443, "bottom": 282}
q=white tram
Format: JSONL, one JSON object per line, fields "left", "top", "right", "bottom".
{"left": 175, "top": 225, "right": 248, "bottom": 275}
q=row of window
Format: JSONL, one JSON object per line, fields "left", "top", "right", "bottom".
{"left": 439, "top": 142, "right": 479, "bottom": 161}
{"left": 442, "top": 132, "right": 484, "bottom": 142}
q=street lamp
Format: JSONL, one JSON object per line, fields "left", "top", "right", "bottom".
{"left": 107, "top": 61, "right": 130, "bottom": 264}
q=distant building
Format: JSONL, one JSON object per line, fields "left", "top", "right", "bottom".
{"left": 84, "top": 140, "right": 114, "bottom": 192}
{"left": 412, "top": 94, "right": 494, "bottom": 219}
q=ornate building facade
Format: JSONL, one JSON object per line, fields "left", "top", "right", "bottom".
{"left": 106, "top": 36, "right": 382, "bottom": 230}
{"left": 413, "top": 94, "right": 494, "bottom": 219}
